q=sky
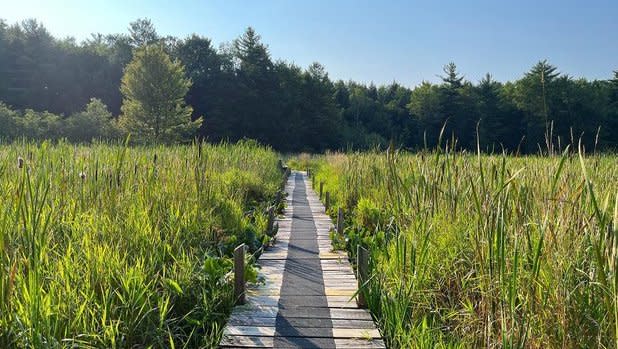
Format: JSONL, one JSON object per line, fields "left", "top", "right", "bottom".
{"left": 2, "top": 0, "right": 617, "bottom": 87}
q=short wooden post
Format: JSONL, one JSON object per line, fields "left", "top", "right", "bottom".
{"left": 319, "top": 182, "right": 324, "bottom": 200}
{"left": 234, "top": 244, "right": 246, "bottom": 304}
{"left": 266, "top": 206, "right": 275, "bottom": 237}
{"left": 325, "top": 191, "right": 330, "bottom": 212}
{"left": 306, "top": 168, "right": 310, "bottom": 177}
{"left": 337, "top": 207, "right": 344, "bottom": 234}
{"left": 357, "top": 245, "right": 369, "bottom": 308}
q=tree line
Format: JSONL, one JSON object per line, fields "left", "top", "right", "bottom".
{"left": 1, "top": 18, "right": 617, "bottom": 152}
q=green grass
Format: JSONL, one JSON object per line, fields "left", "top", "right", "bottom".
{"left": 302, "top": 148, "right": 618, "bottom": 348}
{"left": 0, "top": 139, "right": 283, "bottom": 348}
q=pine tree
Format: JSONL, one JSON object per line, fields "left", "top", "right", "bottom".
{"left": 230, "top": 27, "right": 278, "bottom": 142}
{"left": 441, "top": 62, "right": 464, "bottom": 88}
{"left": 119, "top": 44, "right": 201, "bottom": 143}
{"left": 516, "top": 60, "right": 561, "bottom": 152}
{"left": 438, "top": 62, "right": 473, "bottom": 148}
{"left": 476, "top": 73, "right": 524, "bottom": 151}
{"left": 233, "top": 27, "right": 273, "bottom": 75}
{"left": 604, "top": 71, "right": 618, "bottom": 147}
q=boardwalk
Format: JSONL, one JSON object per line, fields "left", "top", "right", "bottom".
{"left": 219, "top": 171, "right": 385, "bottom": 348}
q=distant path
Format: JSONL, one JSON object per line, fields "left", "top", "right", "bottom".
{"left": 219, "top": 171, "right": 385, "bottom": 348}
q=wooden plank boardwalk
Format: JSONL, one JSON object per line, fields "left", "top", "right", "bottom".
{"left": 219, "top": 171, "right": 385, "bottom": 348}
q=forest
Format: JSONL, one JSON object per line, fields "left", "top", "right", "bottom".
{"left": 1, "top": 18, "right": 617, "bottom": 152}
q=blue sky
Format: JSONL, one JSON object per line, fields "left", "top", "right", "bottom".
{"left": 3, "top": 0, "right": 617, "bottom": 86}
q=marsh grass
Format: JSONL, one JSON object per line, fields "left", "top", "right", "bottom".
{"left": 0, "top": 139, "right": 282, "bottom": 348}
{"left": 305, "top": 147, "right": 617, "bottom": 348}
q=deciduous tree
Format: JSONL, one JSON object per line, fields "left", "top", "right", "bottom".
{"left": 119, "top": 44, "right": 201, "bottom": 143}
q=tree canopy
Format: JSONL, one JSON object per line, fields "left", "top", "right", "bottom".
{"left": 0, "top": 18, "right": 616, "bottom": 152}
{"left": 119, "top": 44, "right": 201, "bottom": 143}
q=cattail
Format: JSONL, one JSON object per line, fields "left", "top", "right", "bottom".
{"left": 79, "top": 171, "right": 86, "bottom": 181}
{"left": 17, "top": 156, "right": 24, "bottom": 169}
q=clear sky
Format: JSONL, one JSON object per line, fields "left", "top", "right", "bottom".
{"left": 3, "top": 0, "right": 617, "bottom": 86}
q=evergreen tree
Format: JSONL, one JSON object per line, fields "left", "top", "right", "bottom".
{"left": 476, "top": 74, "right": 524, "bottom": 151}
{"left": 515, "top": 60, "right": 560, "bottom": 151}
{"left": 230, "top": 27, "right": 278, "bottom": 143}
{"left": 119, "top": 44, "right": 201, "bottom": 143}
{"left": 233, "top": 27, "right": 273, "bottom": 75}
{"left": 438, "top": 62, "right": 474, "bottom": 148}
{"left": 604, "top": 71, "right": 618, "bottom": 148}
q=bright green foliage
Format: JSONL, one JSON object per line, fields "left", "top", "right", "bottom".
{"left": 0, "top": 140, "right": 281, "bottom": 348}
{"left": 304, "top": 150, "right": 618, "bottom": 348}
{"left": 0, "top": 100, "right": 121, "bottom": 142}
{"left": 119, "top": 44, "right": 202, "bottom": 143}
{"left": 63, "top": 98, "right": 121, "bottom": 141}
{"left": 0, "top": 102, "right": 18, "bottom": 139}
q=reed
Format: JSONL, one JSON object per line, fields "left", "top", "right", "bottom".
{"left": 0, "top": 139, "right": 282, "bottom": 348}
{"left": 305, "top": 148, "right": 618, "bottom": 348}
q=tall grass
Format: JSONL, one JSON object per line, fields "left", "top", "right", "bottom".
{"left": 0, "top": 139, "right": 282, "bottom": 348}
{"left": 306, "top": 148, "right": 617, "bottom": 348}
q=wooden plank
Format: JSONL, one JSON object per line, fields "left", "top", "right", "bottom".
{"left": 334, "top": 338, "right": 386, "bottom": 348}
{"left": 220, "top": 335, "right": 273, "bottom": 348}
{"left": 246, "top": 295, "right": 357, "bottom": 308}
{"left": 231, "top": 305, "right": 374, "bottom": 320}
{"left": 228, "top": 316, "right": 378, "bottom": 329}
{"left": 224, "top": 326, "right": 381, "bottom": 339}
{"left": 220, "top": 336, "right": 386, "bottom": 348}
{"left": 246, "top": 287, "right": 356, "bottom": 297}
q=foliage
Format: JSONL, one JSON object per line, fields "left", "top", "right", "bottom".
{"left": 303, "top": 149, "right": 618, "bottom": 348}
{"left": 0, "top": 19, "right": 616, "bottom": 151}
{"left": 0, "top": 100, "right": 121, "bottom": 143}
{"left": 119, "top": 44, "right": 202, "bottom": 143}
{"left": 0, "top": 141, "right": 282, "bottom": 348}
{"left": 63, "top": 98, "right": 122, "bottom": 142}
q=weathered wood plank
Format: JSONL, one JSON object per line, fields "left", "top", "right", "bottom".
{"left": 220, "top": 336, "right": 386, "bottom": 349}
{"left": 224, "top": 326, "right": 381, "bottom": 339}
{"left": 228, "top": 316, "right": 378, "bottom": 329}
{"left": 231, "top": 305, "right": 374, "bottom": 320}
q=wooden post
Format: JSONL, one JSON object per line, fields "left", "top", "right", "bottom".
{"left": 278, "top": 159, "right": 283, "bottom": 171}
{"left": 337, "top": 207, "right": 344, "bottom": 234}
{"left": 234, "top": 244, "right": 246, "bottom": 304}
{"left": 266, "top": 206, "right": 275, "bottom": 237}
{"left": 319, "top": 182, "right": 324, "bottom": 200}
{"left": 306, "top": 168, "right": 310, "bottom": 177}
{"left": 325, "top": 191, "right": 330, "bottom": 212}
{"left": 357, "top": 245, "right": 369, "bottom": 308}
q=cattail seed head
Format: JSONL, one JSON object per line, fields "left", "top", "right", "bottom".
{"left": 17, "top": 156, "right": 24, "bottom": 169}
